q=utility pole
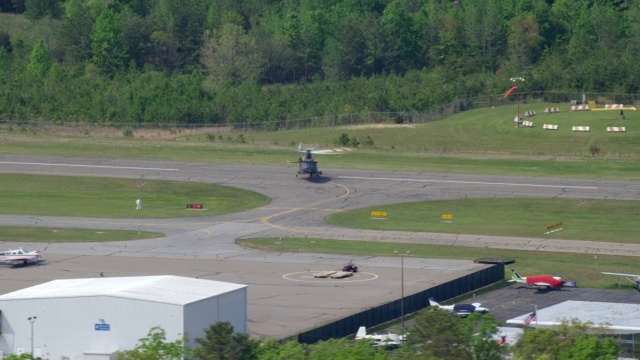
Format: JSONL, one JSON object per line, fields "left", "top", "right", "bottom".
{"left": 510, "top": 77, "right": 525, "bottom": 128}
{"left": 394, "top": 251, "right": 411, "bottom": 335}
{"left": 28, "top": 316, "right": 37, "bottom": 356}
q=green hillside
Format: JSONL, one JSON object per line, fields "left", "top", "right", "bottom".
{"left": 1, "top": 1, "right": 639, "bottom": 126}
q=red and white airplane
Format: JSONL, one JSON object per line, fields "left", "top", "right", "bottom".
{"left": 508, "top": 269, "right": 576, "bottom": 290}
{"left": 0, "top": 248, "right": 42, "bottom": 266}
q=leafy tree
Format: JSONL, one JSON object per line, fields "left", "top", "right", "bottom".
{"left": 398, "top": 307, "right": 473, "bottom": 360}
{"left": 506, "top": 14, "right": 543, "bottom": 72}
{"left": 27, "top": 40, "right": 52, "bottom": 77}
{"left": 512, "top": 319, "right": 620, "bottom": 360}
{"left": 296, "top": 8, "right": 328, "bottom": 81}
{"left": 116, "top": 326, "right": 191, "bottom": 360}
{"left": 121, "top": 10, "right": 155, "bottom": 69}
{"left": 24, "top": 0, "right": 61, "bottom": 19}
{"left": 192, "top": 321, "right": 261, "bottom": 360}
{"left": 4, "top": 354, "right": 40, "bottom": 360}
{"left": 304, "top": 338, "right": 388, "bottom": 360}
{"left": 380, "top": 0, "right": 417, "bottom": 74}
{"left": 397, "top": 308, "right": 504, "bottom": 360}
{"left": 463, "top": 313, "right": 504, "bottom": 360}
{"left": 201, "top": 23, "right": 263, "bottom": 84}
{"left": 256, "top": 337, "right": 389, "bottom": 360}
{"left": 322, "top": 12, "right": 379, "bottom": 81}
{"left": 51, "top": 0, "right": 95, "bottom": 64}
{"left": 91, "top": 8, "right": 129, "bottom": 74}
{"left": 460, "top": 0, "right": 505, "bottom": 73}
{"left": 3, "top": 0, "right": 25, "bottom": 13}
{"left": 256, "top": 339, "right": 307, "bottom": 360}
{"left": 119, "top": 0, "right": 152, "bottom": 17}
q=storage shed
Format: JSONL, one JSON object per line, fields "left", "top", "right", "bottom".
{"left": 0, "top": 275, "right": 247, "bottom": 359}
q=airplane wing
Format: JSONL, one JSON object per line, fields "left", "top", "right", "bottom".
{"left": 601, "top": 272, "right": 640, "bottom": 278}
{"left": 601, "top": 272, "right": 640, "bottom": 287}
{"left": 472, "top": 303, "right": 482, "bottom": 307}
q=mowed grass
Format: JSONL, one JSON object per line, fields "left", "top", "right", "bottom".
{"left": 244, "top": 104, "right": 640, "bottom": 157}
{"left": 0, "top": 174, "right": 270, "bottom": 217}
{"left": 0, "top": 226, "right": 163, "bottom": 243}
{"left": 238, "top": 237, "right": 640, "bottom": 290}
{"left": 326, "top": 198, "right": 640, "bottom": 243}
{"left": 5, "top": 134, "right": 640, "bottom": 179}
{"left": 3, "top": 104, "right": 640, "bottom": 179}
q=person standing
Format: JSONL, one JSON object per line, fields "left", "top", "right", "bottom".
{"left": 136, "top": 198, "right": 142, "bottom": 210}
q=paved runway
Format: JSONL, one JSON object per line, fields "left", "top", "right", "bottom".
{"left": 1, "top": 154, "right": 640, "bottom": 339}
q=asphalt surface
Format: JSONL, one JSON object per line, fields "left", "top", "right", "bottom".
{"left": 1, "top": 154, "right": 640, "bottom": 339}
{"left": 459, "top": 285, "right": 640, "bottom": 324}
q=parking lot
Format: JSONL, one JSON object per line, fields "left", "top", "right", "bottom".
{"left": 455, "top": 284, "right": 639, "bottom": 323}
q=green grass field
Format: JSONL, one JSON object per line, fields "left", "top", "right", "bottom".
{"left": 0, "top": 174, "right": 269, "bottom": 218}
{"left": 0, "top": 226, "right": 163, "bottom": 243}
{"left": 325, "top": 198, "right": 640, "bottom": 243}
{"left": 242, "top": 104, "right": 640, "bottom": 157}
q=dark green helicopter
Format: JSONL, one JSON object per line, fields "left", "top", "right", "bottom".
{"left": 290, "top": 143, "right": 348, "bottom": 179}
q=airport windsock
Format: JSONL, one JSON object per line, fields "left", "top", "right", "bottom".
{"left": 503, "top": 86, "right": 518, "bottom": 98}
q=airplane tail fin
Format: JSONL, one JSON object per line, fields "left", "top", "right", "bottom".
{"left": 355, "top": 326, "right": 366, "bottom": 339}
{"left": 510, "top": 269, "right": 522, "bottom": 280}
{"left": 428, "top": 297, "right": 440, "bottom": 307}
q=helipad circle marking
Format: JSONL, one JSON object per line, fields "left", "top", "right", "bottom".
{"left": 283, "top": 271, "right": 378, "bottom": 283}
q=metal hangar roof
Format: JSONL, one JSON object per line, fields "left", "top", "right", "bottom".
{"left": 0, "top": 275, "right": 247, "bottom": 305}
{"left": 506, "top": 300, "right": 640, "bottom": 334}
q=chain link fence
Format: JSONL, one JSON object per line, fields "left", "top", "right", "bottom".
{"left": 1, "top": 92, "right": 638, "bottom": 134}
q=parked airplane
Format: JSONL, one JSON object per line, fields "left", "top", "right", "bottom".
{"left": 355, "top": 326, "right": 405, "bottom": 348}
{"left": 601, "top": 272, "right": 640, "bottom": 291}
{"left": 0, "top": 248, "right": 42, "bottom": 266}
{"left": 508, "top": 269, "right": 576, "bottom": 290}
{"left": 428, "top": 297, "right": 489, "bottom": 317}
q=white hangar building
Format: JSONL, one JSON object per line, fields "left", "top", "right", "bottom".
{"left": 0, "top": 275, "right": 247, "bottom": 360}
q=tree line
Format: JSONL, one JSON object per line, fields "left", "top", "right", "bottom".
{"left": 1, "top": 308, "right": 622, "bottom": 359}
{"left": 0, "top": 0, "right": 639, "bottom": 126}
{"left": 112, "top": 310, "right": 624, "bottom": 360}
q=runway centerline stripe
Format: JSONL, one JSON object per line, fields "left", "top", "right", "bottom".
{"left": 0, "top": 162, "right": 179, "bottom": 171}
{"left": 338, "top": 176, "right": 597, "bottom": 190}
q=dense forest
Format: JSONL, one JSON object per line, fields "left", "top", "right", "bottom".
{"left": 0, "top": 0, "right": 638, "bottom": 127}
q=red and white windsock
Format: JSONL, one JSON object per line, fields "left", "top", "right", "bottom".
{"left": 503, "top": 86, "right": 518, "bottom": 98}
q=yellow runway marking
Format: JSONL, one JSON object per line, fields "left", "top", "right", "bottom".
{"left": 259, "top": 181, "right": 350, "bottom": 233}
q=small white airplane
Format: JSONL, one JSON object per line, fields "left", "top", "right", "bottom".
{"left": 508, "top": 269, "right": 576, "bottom": 290}
{"left": 428, "top": 297, "right": 489, "bottom": 317}
{"left": 355, "top": 326, "right": 405, "bottom": 348}
{"left": 0, "top": 248, "right": 42, "bottom": 266}
{"left": 601, "top": 272, "right": 640, "bottom": 291}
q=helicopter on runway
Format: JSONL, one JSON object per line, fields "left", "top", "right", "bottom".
{"left": 290, "top": 143, "right": 348, "bottom": 179}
